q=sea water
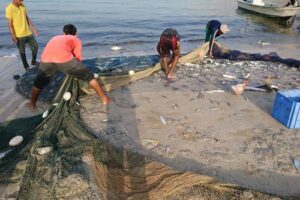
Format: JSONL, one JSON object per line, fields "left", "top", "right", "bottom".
{"left": 0, "top": 0, "right": 299, "bottom": 60}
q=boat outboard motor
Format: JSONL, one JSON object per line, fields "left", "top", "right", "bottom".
{"left": 288, "top": 0, "right": 299, "bottom": 6}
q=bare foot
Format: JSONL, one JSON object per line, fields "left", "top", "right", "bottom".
{"left": 102, "top": 97, "right": 111, "bottom": 105}
{"left": 167, "top": 73, "right": 175, "bottom": 81}
{"left": 25, "top": 101, "right": 36, "bottom": 110}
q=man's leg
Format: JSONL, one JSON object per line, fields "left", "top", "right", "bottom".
{"left": 16, "top": 37, "right": 30, "bottom": 70}
{"left": 88, "top": 79, "right": 109, "bottom": 105}
{"left": 167, "top": 48, "right": 180, "bottom": 79}
{"left": 30, "top": 86, "right": 42, "bottom": 109}
{"left": 28, "top": 36, "right": 39, "bottom": 65}
{"left": 161, "top": 57, "right": 169, "bottom": 76}
{"left": 30, "top": 65, "right": 54, "bottom": 109}
{"left": 59, "top": 59, "right": 110, "bottom": 105}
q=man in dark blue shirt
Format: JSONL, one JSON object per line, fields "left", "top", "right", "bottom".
{"left": 202, "top": 20, "right": 230, "bottom": 60}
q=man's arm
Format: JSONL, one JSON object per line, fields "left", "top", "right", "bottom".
{"left": 73, "top": 38, "right": 83, "bottom": 62}
{"left": 208, "top": 29, "right": 218, "bottom": 57}
{"left": 157, "top": 42, "right": 163, "bottom": 56}
{"left": 26, "top": 15, "right": 39, "bottom": 36}
{"left": 6, "top": 18, "right": 17, "bottom": 43}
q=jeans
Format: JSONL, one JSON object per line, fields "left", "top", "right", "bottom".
{"left": 16, "top": 35, "right": 38, "bottom": 69}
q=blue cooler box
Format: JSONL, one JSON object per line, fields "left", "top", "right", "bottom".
{"left": 272, "top": 89, "right": 300, "bottom": 129}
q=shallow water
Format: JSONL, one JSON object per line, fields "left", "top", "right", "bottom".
{"left": 0, "top": 0, "right": 299, "bottom": 60}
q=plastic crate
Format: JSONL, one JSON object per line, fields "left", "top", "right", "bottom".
{"left": 272, "top": 89, "right": 300, "bottom": 129}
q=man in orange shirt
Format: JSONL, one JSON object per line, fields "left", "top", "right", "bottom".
{"left": 30, "top": 24, "right": 109, "bottom": 108}
{"left": 6, "top": 0, "right": 39, "bottom": 71}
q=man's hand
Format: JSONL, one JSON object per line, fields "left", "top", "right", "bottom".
{"left": 11, "top": 35, "right": 17, "bottom": 43}
{"left": 32, "top": 28, "right": 39, "bottom": 37}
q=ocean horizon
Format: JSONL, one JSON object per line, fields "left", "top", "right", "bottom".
{"left": 0, "top": 0, "right": 299, "bottom": 60}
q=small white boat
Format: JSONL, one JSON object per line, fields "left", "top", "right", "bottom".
{"left": 237, "top": 0, "right": 300, "bottom": 25}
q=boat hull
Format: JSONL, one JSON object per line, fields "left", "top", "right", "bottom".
{"left": 237, "top": 0, "right": 300, "bottom": 18}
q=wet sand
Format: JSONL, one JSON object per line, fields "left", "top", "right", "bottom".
{"left": 0, "top": 56, "right": 47, "bottom": 123}
{"left": 80, "top": 58, "right": 300, "bottom": 198}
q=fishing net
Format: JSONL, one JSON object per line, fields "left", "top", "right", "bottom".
{"left": 213, "top": 44, "right": 300, "bottom": 68}
{"left": 15, "top": 55, "right": 160, "bottom": 102}
{"left": 1, "top": 45, "right": 298, "bottom": 199}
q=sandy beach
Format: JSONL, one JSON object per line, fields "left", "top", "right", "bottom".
{"left": 1, "top": 53, "right": 300, "bottom": 199}
{"left": 80, "top": 58, "right": 300, "bottom": 198}
{"left": 0, "top": 56, "right": 47, "bottom": 123}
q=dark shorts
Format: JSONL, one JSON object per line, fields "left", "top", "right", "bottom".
{"left": 34, "top": 58, "right": 94, "bottom": 89}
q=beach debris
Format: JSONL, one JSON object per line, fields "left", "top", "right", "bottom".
{"left": 222, "top": 74, "right": 237, "bottom": 79}
{"left": 206, "top": 90, "right": 225, "bottom": 94}
{"left": 269, "top": 198, "right": 281, "bottom": 200}
{"left": 232, "top": 84, "right": 245, "bottom": 95}
{"left": 128, "top": 70, "right": 135, "bottom": 75}
{"left": 63, "top": 92, "right": 72, "bottom": 101}
{"left": 268, "top": 84, "right": 279, "bottom": 91}
{"left": 243, "top": 191, "right": 254, "bottom": 199}
{"left": 9, "top": 135, "right": 23, "bottom": 147}
{"left": 42, "top": 109, "right": 49, "bottom": 118}
{"left": 209, "top": 106, "right": 219, "bottom": 111}
{"left": 244, "top": 86, "right": 267, "bottom": 92}
{"left": 160, "top": 115, "right": 167, "bottom": 125}
{"left": 197, "top": 91, "right": 204, "bottom": 99}
{"left": 165, "top": 145, "right": 172, "bottom": 154}
{"left": 194, "top": 108, "right": 201, "bottom": 113}
{"left": 93, "top": 73, "right": 99, "bottom": 79}
{"left": 258, "top": 40, "right": 270, "bottom": 46}
{"left": 264, "top": 76, "right": 273, "bottom": 85}
{"left": 184, "top": 63, "right": 198, "bottom": 68}
{"left": 206, "top": 58, "right": 213, "bottom": 64}
{"left": 0, "top": 149, "right": 12, "bottom": 159}
{"left": 293, "top": 158, "right": 300, "bottom": 170}
{"left": 141, "top": 139, "right": 159, "bottom": 149}
{"left": 36, "top": 146, "right": 52, "bottom": 155}
{"left": 171, "top": 103, "right": 179, "bottom": 110}
{"left": 13, "top": 74, "right": 20, "bottom": 80}
{"left": 179, "top": 149, "right": 192, "bottom": 155}
{"left": 259, "top": 84, "right": 279, "bottom": 92}
{"left": 111, "top": 46, "right": 122, "bottom": 51}
{"left": 242, "top": 73, "right": 251, "bottom": 80}
{"left": 231, "top": 80, "right": 249, "bottom": 95}
{"left": 82, "top": 155, "right": 92, "bottom": 163}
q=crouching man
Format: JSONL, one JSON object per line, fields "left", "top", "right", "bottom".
{"left": 157, "top": 28, "right": 180, "bottom": 80}
{"left": 30, "top": 24, "right": 109, "bottom": 108}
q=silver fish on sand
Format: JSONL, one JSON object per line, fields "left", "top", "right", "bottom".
{"left": 160, "top": 115, "right": 167, "bottom": 125}
{"left": 293, "top": 159, "right": 300, "bottom": 170}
